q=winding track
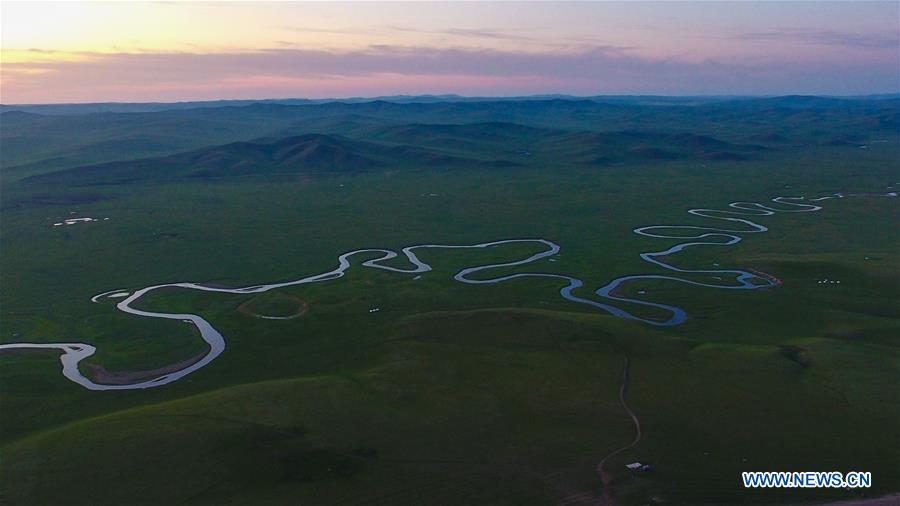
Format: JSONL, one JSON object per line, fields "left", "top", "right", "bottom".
{"left": 0, "top": 192, "right": 893, "bottom": 390}
{"left": 596, "top": 356, "right": 640, "bottom": 506}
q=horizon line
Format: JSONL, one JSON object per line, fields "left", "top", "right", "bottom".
{"left": 4, "top": 92, "right": 899, "bottom": 107}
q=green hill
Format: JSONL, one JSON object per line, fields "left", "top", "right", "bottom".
{"left": 21, "top": 134, "right": 496, "bottom": 185}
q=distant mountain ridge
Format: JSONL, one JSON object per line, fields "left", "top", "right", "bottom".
{"left": 3, "top": 94, "right": 898, "bottom": 115}
{"left": 5, "top": 96, "right": 895, "bottom": 182}
{"left": 22, "top": 122, "right": 769, "bottom": 186}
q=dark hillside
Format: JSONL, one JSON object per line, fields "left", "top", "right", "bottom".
{"left": 540, "top": 130, "right": 763, "bottom": 164}
{"left": 21, "top": 125, "right": 766, "bottom": 187}
{"left": 4, "top": 97, "right": 897, "bottom": 177}
{"left": 22, "top": 134, "right": 383, "bottom": 185}
{"left": 20, "top": 133, "right": 501, "bottom": 185}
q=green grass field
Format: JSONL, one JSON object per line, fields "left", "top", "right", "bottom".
{"left": 1, "top": 98, "right": 898, "bottom": 505}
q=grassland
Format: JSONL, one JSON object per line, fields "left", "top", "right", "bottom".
{"left": 0, "top": 97, "right": 897, "bottom": 505}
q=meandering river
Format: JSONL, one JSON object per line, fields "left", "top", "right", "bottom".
{"left": 1, "top": 192, "right": 893, "bottom": 390}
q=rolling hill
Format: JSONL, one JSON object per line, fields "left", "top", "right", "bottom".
{"left": 543, "top": 130, "right": 765, "bottom": 164}
{"left": 19, "top": 123, "right": 772, "bottom": 187}
{"left": 4, "top": 97, "right": 896, "bottom": 181}
{"left": 19, "top": 123, "right": 770, "bottom": 187}
{"left": 20, "top": 133, "right": 518, "bottom": 186}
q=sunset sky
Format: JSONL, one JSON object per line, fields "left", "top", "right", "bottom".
{"left": 2, "top": 1, "right": 898, "bottom": 104}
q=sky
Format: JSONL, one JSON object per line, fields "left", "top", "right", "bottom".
{"left": 1, "top": 1, "right": 898, "bottom": 104}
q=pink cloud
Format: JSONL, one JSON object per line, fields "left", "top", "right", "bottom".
{"left": 3, "top": 44, "right": 897, "bottom": 103}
